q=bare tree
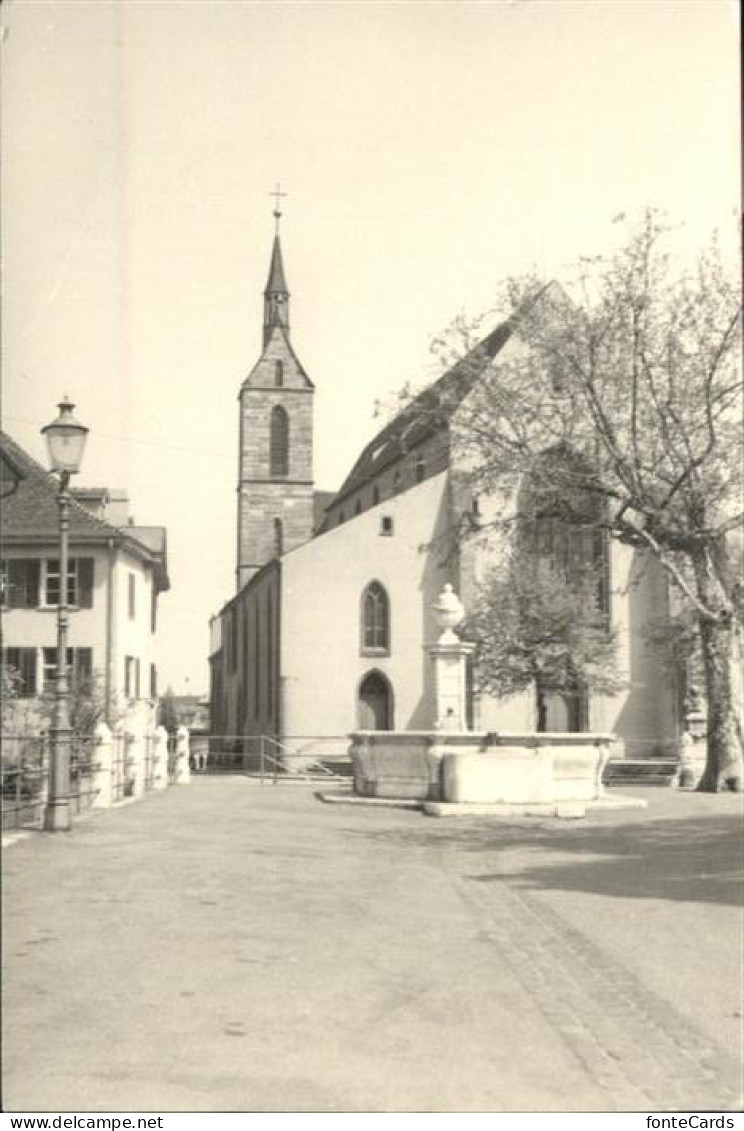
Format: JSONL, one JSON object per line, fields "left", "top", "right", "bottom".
{"left": 426, "top": 212, "right": 742, "bottom": 789}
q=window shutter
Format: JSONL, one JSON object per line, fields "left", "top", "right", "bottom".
{"left": 74, "top": 648, "right": 93, "bottom": 687}
{"left": 135, "top": 658, "right": 141, "bottom": 699}
{"left": 5, "top": 648, "right": 38, "bottom": 696}
{"left": 24, "top": 560, "right": 40, "bottom": 607}
{"left": 150, "top": 663, "right": 157, "bottom": 698}
{"left": 22, "top": 649, "right": 38, "bottom": 695}
{"left": 7, "top": 560, "right": 40, "bottom": 609}
{"left": 78, "top": 558, "right": 94, "bottom": 608}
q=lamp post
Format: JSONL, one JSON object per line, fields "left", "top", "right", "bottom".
{"left": 41, "top": 398, "right": 89, "bottom": 832}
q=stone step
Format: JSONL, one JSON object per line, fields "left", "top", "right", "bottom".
{"left": 603, "top": 759, "right": 678, "bottom": 787}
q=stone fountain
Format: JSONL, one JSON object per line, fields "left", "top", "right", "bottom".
{"left": 348, "top": 584, "right": 645, "bottom": 817}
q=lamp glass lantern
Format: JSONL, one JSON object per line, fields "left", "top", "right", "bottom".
{"left": 41, "top": 397, "right": 89, "bottom": 475}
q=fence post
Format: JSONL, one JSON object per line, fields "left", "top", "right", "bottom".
{"left": 128, "top": 718, "right": 147, "bottom": 799}
{"left": 175, "top": 725, "right": 191, "bottom": 784}
{"left": 114, "top": 722, "right": 136, "bottom": 800}
{"left": 92, "top": 722, "right": 113, "bottom": 809}
{"left": 152, "top": 726, "right": 169, "bottom": 790}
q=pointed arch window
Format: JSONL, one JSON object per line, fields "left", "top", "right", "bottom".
{"left": 273, "top": 518, "right": 283, "bottom": 558}
{"left": 269, "top": 405, "right": 289, "bottom": 478}
{"left": 361, "top": 581, "right": 390, "bottom": 654}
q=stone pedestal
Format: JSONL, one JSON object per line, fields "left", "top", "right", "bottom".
{"left": 152, "top": 726, "right": 170, "bottom": 790}
{"left": 429, "top": 584, "right": 474, "bottom": 732}
{"left": 175, "top": 726, "right": 191, "bottom": 785}
{"left": 92, "top": 721, "right": 113, "bottom": 809}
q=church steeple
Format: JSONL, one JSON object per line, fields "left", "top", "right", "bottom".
{"left": 237, "top": 190, "right": 315, "bottom": 589}
{"left": 263, "top": 186, "right": 290, "bottom": 346}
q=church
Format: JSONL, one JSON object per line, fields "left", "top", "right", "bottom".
{"left": 207, "top": 214, "right": 680, "bottom": 760}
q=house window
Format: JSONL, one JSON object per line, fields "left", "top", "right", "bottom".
{"left": 150, "top": 663, "right": 158, "bottom": 699}
{"left": 415, "top": 456, "right": 426, "bottom": 483}
{"left": 393, "top": 469, "right": 402, "bottom": 492}
{"left": 128, "top": 573, "right": 136, "bottom": 619}
{"left": 43, "top": 648, "right": 92, "bottom": 693}
{"left": 275, "top": 360, "right": 284, "bottom": 387}
{"left": 45, "top": 559, "right": 77, "bottom": 607}
{"left": 269, "top": 405, "right": 289, "bottom": 478}
{"left": 40, "top": 558, "right": 94, "bottom": 609}
{"left": 3, "top": 647, "right": 38, "bottom": 697}
{"left": 361, "top": 581, "right": 390, "bottom": 654}
{"left": 354, "top": 499, "right": 362, "bottom": 516}
{"left": 380, "top": 515, "right": 394, "bottom": 536}
{"left": 338, "top": 510, "right": 345, "bottom": 525}
{"left": 372, "top": 485, "right": 380, "bottom": 506}
{"left": 124, "top": 655, "right": 140, "bottom": 699}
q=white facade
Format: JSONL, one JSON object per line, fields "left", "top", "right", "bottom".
{"left": 3, "top": 542, "right": 162, "bottom": 732}
{"left": 282, "top": 473, "right": 452, "bottom": 736}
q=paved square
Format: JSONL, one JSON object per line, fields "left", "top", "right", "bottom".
{"left": 2, "top": 779, "right": 742, "bottom": 1112}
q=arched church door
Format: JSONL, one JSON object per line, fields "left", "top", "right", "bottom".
{"left": 358, "top": 672, "right": 393, "bottom": 730}
{"left": 537, "top": 685, "right": 586, "bottom": 732}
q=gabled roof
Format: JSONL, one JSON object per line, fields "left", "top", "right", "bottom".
{"left": 327, "top": 316, "right": 514, "bottom": 509}
{"left": 0, "top": 430, "right": 170, "bottom": 590}
{"left": 312, "top": 490, "right": 336, "bottom": 530}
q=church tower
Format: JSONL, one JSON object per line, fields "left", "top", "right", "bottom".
{"left": 236, "top": 199, "right": 315, "bottom": 588}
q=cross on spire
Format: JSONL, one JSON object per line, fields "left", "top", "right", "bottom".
{"left": 270, "top": 182, "right": 287, "bottom": 233}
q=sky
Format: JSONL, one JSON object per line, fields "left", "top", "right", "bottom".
{"left": 2, "top": 0, "right": 739, "bottom": 694}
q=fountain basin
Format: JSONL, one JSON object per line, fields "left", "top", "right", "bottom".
{"left": 349, "top": 731, "right": 614, "bottom": 804}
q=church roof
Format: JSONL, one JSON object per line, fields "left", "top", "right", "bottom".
{"left": 1, "top": 429, "right": 170, "bottom": 590}
{"left": 327, "top": 316, "right": 515, "bottom": 509}
{"left": 265, "top": 235, "right": 288, "bottom": 294}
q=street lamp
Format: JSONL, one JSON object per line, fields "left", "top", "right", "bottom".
{"left": 40, "top": 398, "right": 89, "bottom": 832}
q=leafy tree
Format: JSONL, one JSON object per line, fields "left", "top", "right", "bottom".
{"left": 39, "top": 672, "right": 122, "bottom": 740}
{"left": 463, "top": 554, "right": 623, "bottom": 703}
{"left": 426, "top": 211, "right": 742, "bottom": 789}
{"left": 1, "top": 663, "right": 24, "bottom": 730}
{"left": 157, "top": 687, "right": 180, "bottom": 734}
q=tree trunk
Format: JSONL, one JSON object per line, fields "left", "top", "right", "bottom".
{"left": 691, "top": 550, "right": 742, "bottom": 791}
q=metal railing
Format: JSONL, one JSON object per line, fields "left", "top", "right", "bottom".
{"left": 69, "top": 735, "right": 101, "bottom": 814}
{"left": 111, "top": 731, "right": 135, "bottom": 802}
{"left": 1, "top": 733, "right": 48, "bottom": 831}
{"left": 198, "top": 734, "right": 352, "bottom": 784}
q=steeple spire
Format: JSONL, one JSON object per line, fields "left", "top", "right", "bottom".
{"left": 263, "top": 184, "right": 290, "bottom": 346}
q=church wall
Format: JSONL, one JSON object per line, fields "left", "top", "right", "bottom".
{"left": 281, "top": 472, "right": 453, "bottom": 737}
{"left": 593, "top": 544, "right": 679, "bottom": 756}
{"left": 447, "top": 387, "right": 678, "bottom": 749}
{"left": 214, "top": 561, "right": 281, "bottom": 741}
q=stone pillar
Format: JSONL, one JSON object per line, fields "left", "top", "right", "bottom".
{"left": 127, "top": 718, "right": 147, "bottom": 800}
{"left": 426, "top": 585, "right": 474, "bottom": 798}
{"left": 114, "top": 722, "right": 136, "bottom": 799}
{"left": 677, "top": 709, "right": 707, "bottom": 789}
{"left": 92, "top": 721, "right": 113, "bottom": 809}
{"left": 152, "top": 725, "right": 169, "bottom": 791}
{"left": 175, "top": 725, "right": 191, "bottom": 784}
{"left": 428, "top": 584, "right": 474, "bottom": 731}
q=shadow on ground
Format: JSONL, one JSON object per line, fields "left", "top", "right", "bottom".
{"left": 345, "top": 811, "right": 744, "bottom": 908}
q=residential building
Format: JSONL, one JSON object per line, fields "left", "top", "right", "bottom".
{"left": 1, "top": 432, "right": 170, "bottom": 733}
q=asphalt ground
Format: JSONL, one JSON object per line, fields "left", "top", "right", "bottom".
{"left": 2, "top": 777, "right": 742, "bottom": 1113}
